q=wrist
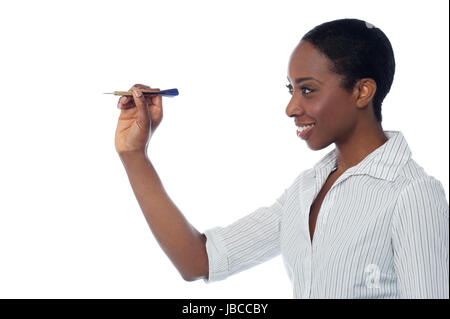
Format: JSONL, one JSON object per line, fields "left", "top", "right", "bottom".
{"left": 118, "top": 150, "right": 149, "bottom": 163}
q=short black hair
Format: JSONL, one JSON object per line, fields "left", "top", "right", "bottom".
{"left": 301, "top": 18, "right": 395, "bottom": 122}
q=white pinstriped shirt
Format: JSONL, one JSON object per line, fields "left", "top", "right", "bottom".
{"left": 203, "top": 130, "right": 449, "bottom": 298}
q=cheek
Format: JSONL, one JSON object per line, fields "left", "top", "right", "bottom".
{"left": 316, "top": 91, "right": 352, "bottom": 126}
{"left": 313, "top": 95, "right": 342, "bottom": 127}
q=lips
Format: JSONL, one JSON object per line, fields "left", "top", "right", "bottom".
{"left": 296, "top": 123, "right": 316, "bottom": 132}
{"left": 296, "top": 123, "right": 315, "bottom": 140}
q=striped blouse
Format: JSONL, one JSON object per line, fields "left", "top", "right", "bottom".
{"left": 203, "top": 130, "right": 449, "bottom": 298}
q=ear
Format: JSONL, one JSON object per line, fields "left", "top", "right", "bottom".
{"left": 353, "top": 78, "right": 377, "bottom": 109}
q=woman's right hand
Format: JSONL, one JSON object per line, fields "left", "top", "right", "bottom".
{"left": 114, "top": 84, "right": 163, "bottom": 156}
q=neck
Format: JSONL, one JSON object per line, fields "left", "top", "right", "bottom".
{"left": 334, "top": 120, "right": 388, "bottom": 174}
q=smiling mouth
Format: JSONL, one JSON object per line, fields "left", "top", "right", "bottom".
{"left": 296, "top": 123, "right": 315, "bottom": 132}
{"left": 296, "top": 123, "right": 315, "bottom": 139}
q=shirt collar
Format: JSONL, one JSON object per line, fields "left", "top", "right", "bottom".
{"left": 313, "top": 130, "right": 412, "bottom": 182}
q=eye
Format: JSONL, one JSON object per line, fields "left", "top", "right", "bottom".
{"left": 286, "top": 83, "right": 314, "bottom": 96}
{"left": 301, "top": 86, "right": 314, "bottom": 95}
{"left": 285, "top": 83, "right": 293, "bottom": 95}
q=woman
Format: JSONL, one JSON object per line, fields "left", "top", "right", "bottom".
{"left": 114, "top": 18, "right": 449, "bottom": 298}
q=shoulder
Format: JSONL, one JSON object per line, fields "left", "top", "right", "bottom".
{"left": 394, "top": 158, "right": 448, "bottom": 219}
{"left": 397, "top": 157, "right": 438, "bottom": 181}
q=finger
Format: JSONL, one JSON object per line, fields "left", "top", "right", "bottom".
{"left": 127, "top": 84, "right": 162, "bottom": 109}
{"left": 149, "top": 92, "right": 162, "bottom": 109}
{"left": 117, "top": 96, "right": 129, "bottom": 109}
{"left": 131, "top": 84, "right": 157, "bottom": 101}
{"left": 134, "top": 88, "right": 161, "bottom": 107}
{"left": 128, "top": 84, "right": 154, "bottom": 108}
{"left": 131, "top": 88, "right": 150, "bottom": 124}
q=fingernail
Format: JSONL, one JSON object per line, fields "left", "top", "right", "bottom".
{"left": 133, "top": 89, "right": 142, "bottom": 97}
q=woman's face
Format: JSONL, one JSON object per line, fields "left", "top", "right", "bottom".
{"left": 286, "top": 40, "right": 360, "bottom": 151}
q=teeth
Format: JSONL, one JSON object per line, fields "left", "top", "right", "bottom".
{"left": 296, "top": 124, "right": 315, "bottom": 132}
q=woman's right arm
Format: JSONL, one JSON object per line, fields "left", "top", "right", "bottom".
{"left": 119, "top": 151, "right": 208, "bottom": 281}
{"left": 115, "top": 84, "right": 208, "bottom": 281}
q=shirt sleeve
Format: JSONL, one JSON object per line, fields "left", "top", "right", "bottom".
{"left": 391, "top": 177, "right": 449, "bottom": 298}
{"left": 203, "top": 188, "right": 289, "bottom": 283}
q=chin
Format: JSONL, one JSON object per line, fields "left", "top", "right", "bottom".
{"left": 306, "top": 138, "right": 332, "bottom": 151}
{"left": 306, "top": 144, "right": 324, "bottom": 151}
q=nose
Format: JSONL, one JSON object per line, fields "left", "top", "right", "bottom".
{"left": 285, "top": 95, "right": 305, "bottom": 118}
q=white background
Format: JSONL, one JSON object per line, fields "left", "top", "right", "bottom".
{"left": 0, "top": 0, "right": 448, "bottom": 298}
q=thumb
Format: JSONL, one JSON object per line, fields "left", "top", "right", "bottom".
{"left": 131, "top": 88, "right": 150, "bottom": 126}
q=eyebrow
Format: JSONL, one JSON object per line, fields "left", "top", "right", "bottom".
{"left": 287, "top": 76, "right": 322, "bottom": 84}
